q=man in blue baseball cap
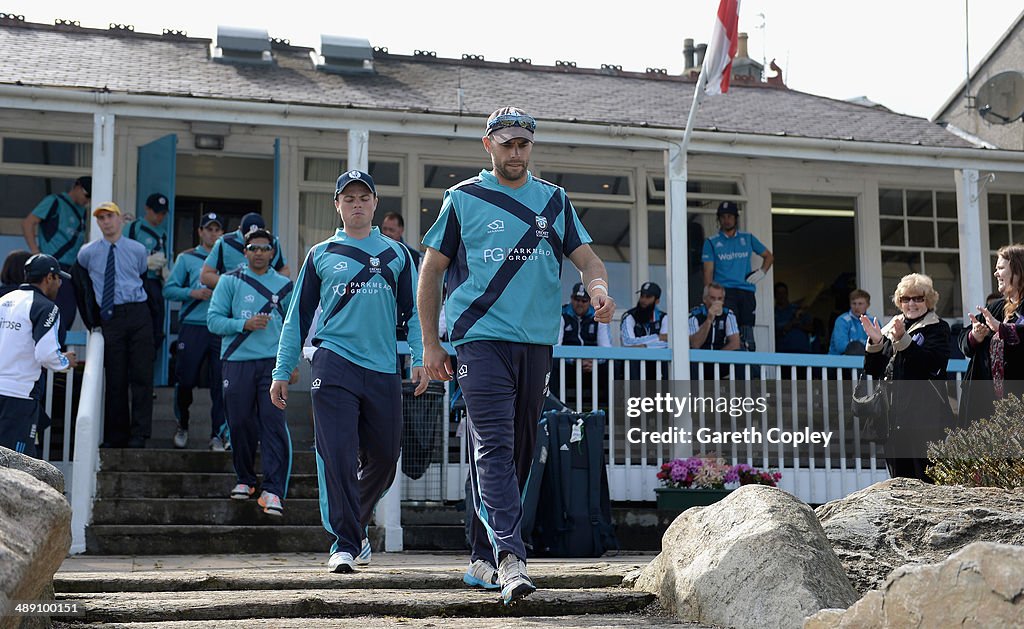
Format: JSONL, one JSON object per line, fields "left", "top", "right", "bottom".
{"left": 200, "top": 212, "right": 289, "bottom": 289}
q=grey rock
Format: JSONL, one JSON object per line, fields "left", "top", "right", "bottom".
{"left": 635, "top": 485, "right": 857, "bottom": 629}
{"left": 0, "top": 468, "right": 72, "bottom": 629}
{"left": 0, "top": 446, "right": 64, "bottom": 494}
{"left": 803, "top": 541, "right": 1024, "bottom": 628}
{"left": 814, "top": 477, "right": 1024, "bottom": 593}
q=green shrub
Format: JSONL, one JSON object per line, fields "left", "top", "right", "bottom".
{"left": 926, "top": 394, "right": 1024, "bottom": 489}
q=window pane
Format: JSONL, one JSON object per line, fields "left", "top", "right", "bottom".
{"left": 923, "top": 252, "right": 961, "bottom": 318}
{"left": 423, "top": 164, "right": 479, "bottom": 189}
{"left": 937, "top": 221, "right": 959, "bottom": 248}
{"left": 1012, "top": 194, "right": 1024, "bottom": 223}
{"left": 935, "top": 191, "right": 957, "bottom": 218}
{"left": 576, "top": 206, "right": 629, "bottom": 262}
{"left": 544, "top": 172, "right": 631, "bottom": 196}
{"left": 0, "top": 174, "right": 77, "bottom": 220}
{"left": 907, "top": 219, "right": 935, "bottom": 247}
{"left": 304, "top": 157, "right": 345, "bottom": 183}
{"left": 989, "top": 193, "right": 1007, "bottom": 220}
{"left": 298, "top": 191, "right": 339, "bottom": 256}
{"left": 905, "top": 190, "right": 933, "bottom": 217}
{"left": 990, "top": 223, "right": 1010, "bottom": 250}
{"left": 879, "top": 189, "right": 903, "bottom": 216}
{"left": 419, "top": 198, "right": 442, "bottom": 238}
{"left": 649, "top": 176, "right": 666, "bottom": 195}
{"left": 881, "top": 250, "right": 920, "bottom": 316}
{"left": 687, "top": 180, "right": 739, "bottom": 195}
{"left": 368, "top": 161, "right": 401, "bottom": 187}
{"left": 3, "top": 138, "right": 91, "bottom": 167}
{"left": 880, "top": 219, "right": 905, "bottom": 247}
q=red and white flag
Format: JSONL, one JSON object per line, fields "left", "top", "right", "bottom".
{"left": 704, "top": 0, "right": 741, "bottom": 95}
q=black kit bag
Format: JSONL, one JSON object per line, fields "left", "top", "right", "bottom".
{"left": 529, "top": 409, "right": 618, "bottom": 558}
{"left": 852, "top": 354, "right": 895, "bottom": 443}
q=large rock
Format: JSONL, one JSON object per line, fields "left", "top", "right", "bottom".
{"left": 0, "top": 446, "right": 64, "bottom": 494}
{"left": 815, "top": 477, "right": 1024, "bottom": 594}
{"left": 804, "top": 541, "right": 1024, "bottom": 628}
{"left": 635, "top": 485, "right": 857, "bottom": 629}
{"left": 0, "top": 468, "right": 72, "bottom": 629}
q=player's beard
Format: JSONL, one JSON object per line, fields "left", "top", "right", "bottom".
{"left": 495, "top": 158, "right": 528, "bottom": 183}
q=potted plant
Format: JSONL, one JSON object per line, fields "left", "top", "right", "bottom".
{"left": 655, "top": 456, "right": 782, "bottom": 513}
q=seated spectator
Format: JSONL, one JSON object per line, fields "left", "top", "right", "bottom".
{"left": 828, "top": 289, "right": 878, "bottom": 355}
{"left": 774, "top": 282, "right": 813, "bottom": 354}
{"left": 553, "top": 283, "right": 611, "bottom": 403}
{"left": 621, "top": 282, "right": 668, "bottom": 380}
{"left": 689, "top": 283, "right": 740, "bottom": 351}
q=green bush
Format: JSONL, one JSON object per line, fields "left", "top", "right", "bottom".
{"left": 926, "top": 394, "right": 1024, "bottom": 489}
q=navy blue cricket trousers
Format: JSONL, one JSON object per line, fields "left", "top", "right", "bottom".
{"left": 173, "top": 324, "right": 225, "bottom": 438}
{"left": 222, "top": 358, "right": 292, "bottom": 497}
{"left": 310, "top": 348, "right": 402, "bottom": 556}
{"left": 456, "top": 340, "right": 551, "bottom": 564}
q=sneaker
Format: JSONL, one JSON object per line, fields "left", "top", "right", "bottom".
{"left": 258, "top": 491, "right": 283, "bottom": 516}
{"left": 328, "top": 551, "right": 355, "bottom": 574}
{"left": 173, "top": 429, "right": 188, "bottom": 449}
{"left": 230, "top": 483, "right": 255, "bottom": 500}
{"left": 498, "top": 553, "right": 535, "bottom": 605}
{"left": 463, "top": 559, "right": 500, "bottom": 590}
{"left": 209, "top": 436, "right": 226, "bottom": 452}
{"left": 355, "top": 538, "right": 372, "bottom": 566}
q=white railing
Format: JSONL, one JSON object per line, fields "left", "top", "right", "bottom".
{"left": 400, "top": 344, "right": 968, "bottom": 506}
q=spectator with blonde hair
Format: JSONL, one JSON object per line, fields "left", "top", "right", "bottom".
{"left": 959, "top": 244, "right": 1024, "bottom": 426}
{"left": 860, "top": 273, "right": 955, "bottom": 481}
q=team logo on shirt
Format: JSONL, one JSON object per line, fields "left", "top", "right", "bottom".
{"left": 535, "top": 216, "right": 549, "bottom": 239}
{"left": 223, "top": 379, "right": 230, "bottom": 389}
{"left": 311, "top": 378, "right": 321, "bottom": 389}
{"left": 333, "top": 260, "right": 349, "bottom": 271}
{"left": 739, "top": 237, "right": 746, "bottom": 246}
{"left": 368, "top": 257, "right": 381, "bottom": 274}
{"left": 487, "top": 220, "right": 505, "bottom": 233}
{"left": 244, "top": 294, "right": 255, "bottom": 303}
{"left": 458, "top": 363, "right": 468, "bottom": 378}
{"left": 0, "top": 300, "right": 12, "bottom": 308}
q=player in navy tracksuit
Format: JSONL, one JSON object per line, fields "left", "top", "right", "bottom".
{"left": 208, "top": 229, "right": 296, "bottom": 516}
{"left": 418, "top": 107, "right": 614, "bottom": 605}
{"left": 163, "top": 212, "right": 226, "bottom": 450}
{"left": 272, "top": 170, "right": 426, "bottom": 574}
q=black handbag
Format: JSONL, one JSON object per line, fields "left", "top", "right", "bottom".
{"left": 852, "top": 354, "right": 895, "bottom": 443}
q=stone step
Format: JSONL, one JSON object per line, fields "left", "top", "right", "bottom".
{"left": 84, "top": 524, "right": 468, "bottom": 555}
{"left": 55, "top": 565, "right": 627, "bottom": 593}
{"left": 95, "top": 472, "right": 322, "bottom": 499}
{"left": 57, "top": 588, "right": 656, "bottom": 623}
{"left": 99, "top": 449, "right": 319, "bottom": 474}
{"left": 49, "top": 615, "right": 692, "bottom": 629}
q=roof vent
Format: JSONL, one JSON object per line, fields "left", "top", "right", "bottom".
{"left": 213, "top": 25, "right": 272, "bottom": 65}
{"left": 314, "top": 35, "right": 374, "bottom": 75}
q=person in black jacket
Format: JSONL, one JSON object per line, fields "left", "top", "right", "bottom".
{"left": 861, "top": 273, "right": 955, "bottom": 482}
{"left": 959, "top": 244, "right": 1024, "bottom": 427}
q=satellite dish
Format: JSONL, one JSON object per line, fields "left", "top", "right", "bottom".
{"left": 975, "top": 70, "right": 1024, "bottom": 124}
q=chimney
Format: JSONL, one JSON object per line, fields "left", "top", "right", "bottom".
{"left": 683, "top": 38, "right": 695, "bottom": 71}
{"left": 737, "top": 32, "right": 750, "bottom": 59}
{"left": 695, "top": 43, "right": 707, "bottom": 67}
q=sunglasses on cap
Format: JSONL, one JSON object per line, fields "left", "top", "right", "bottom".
{"left": 486, "top": 113, "right": 537, "bottom": 134}
{"left": 245, "top": 243, "right": 274, "bottom": 253}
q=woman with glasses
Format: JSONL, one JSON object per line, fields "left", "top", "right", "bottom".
{"left": 860, "top": 273, "right": 955, "bottom": 481}
{"left": 959, "top": 244, "right": 1024, "bottom": 427}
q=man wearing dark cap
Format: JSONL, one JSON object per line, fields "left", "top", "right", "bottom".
{"left": 272, "top": 169, "right": 425, "bottom": 573}
{"left": 553, "top": 282, "right": 611, "bottom": 404}
{"left": 20, "top": 175, "right": 91, "bottom": 337}
{"left": 125, "top": 192, "right": 172, "bottom": 349}
{"left": 702, "top": 201, "right": 774, "bottom": 352}
{"left": 621, "top": 282, "right": 669, "bottom": 348}
{"left": 163, "top": 212, "right": 227, "bottom": 450}
{"left": 200, "top": 212, "right": 289, "bottom": 288}
{"left": 0, "top": 254, "right": 77, "bottom": 456}
{"left": 76, "top": 201, "right": 154, "bottom": 448}
{"left": 419, "top": 106, "right": 614, "bottom": 605}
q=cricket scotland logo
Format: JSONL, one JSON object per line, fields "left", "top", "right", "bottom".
{"left": 535, "top": 215, "right": 549, "bottom": 239}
